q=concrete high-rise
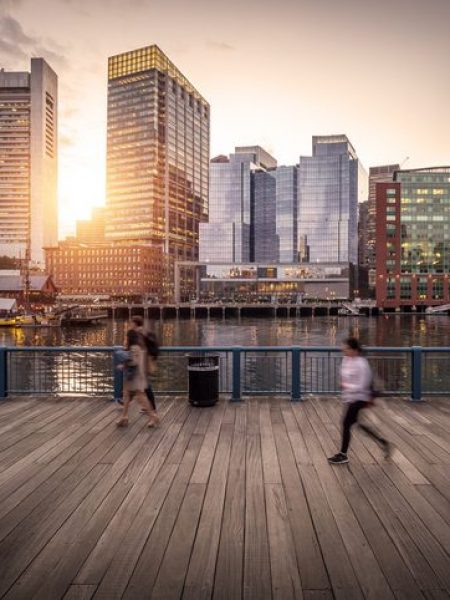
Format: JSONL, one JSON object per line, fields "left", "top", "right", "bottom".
{"left": 298, "top": 135, "right": 367, "bottom": 265}
{"left": 0, "top": 58, "right": 58, "bottom": 265}
{"left": 106, "top": 45, "right": 209, "bottom": 299}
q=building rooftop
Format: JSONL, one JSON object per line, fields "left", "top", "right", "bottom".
{"left": 108, "top": 44, "right": 209, "bottom": 105}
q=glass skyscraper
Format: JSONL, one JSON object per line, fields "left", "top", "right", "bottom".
{"left": 298, "top": 135, "right": 367, "bottom": 265}
{"left": 253, "top": 171, "right": 277, "bottom": 262}
{"left": 0, "top": 58, "right": 58, "bottom": 265}
{"left": 106, "top": 45, "right": 209, "bottom": 298}
{"left": 199, "top": 147, "right": 277, "bottom": 263}
{"left": 274, "top": 166, "right": 298, "bottom": 263}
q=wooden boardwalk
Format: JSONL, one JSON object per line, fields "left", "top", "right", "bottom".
{"left": 0, "top": 395, "right": 448, "bottom": 600}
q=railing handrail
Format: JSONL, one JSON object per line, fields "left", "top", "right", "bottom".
{"left": 1, "top": 345, "right": 449, "bottom": 401}
{"left": 2, "top": 345, "right": 450, "bottom": 352}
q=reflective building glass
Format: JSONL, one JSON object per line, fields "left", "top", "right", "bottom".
{"left": 106, "top": 45, "right": 209, "bottom": 296}
{"left": 298, "top": 135, "right": 366, "bottom": 264}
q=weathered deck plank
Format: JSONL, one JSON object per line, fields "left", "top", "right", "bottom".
{"left": 0, "top": 395, "right": 447, "bottom": 600}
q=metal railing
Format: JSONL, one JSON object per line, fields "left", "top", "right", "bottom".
{"left": 0, "top": 346, "right": 449, "bottom": 401}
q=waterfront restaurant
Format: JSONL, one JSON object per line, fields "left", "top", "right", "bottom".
{"left": 174, "top": 262, "right": 354, "bottom": 303}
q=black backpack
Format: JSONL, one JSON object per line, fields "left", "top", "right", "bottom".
{"left": 143, "top": 331, "right": 159, "bottom": 359}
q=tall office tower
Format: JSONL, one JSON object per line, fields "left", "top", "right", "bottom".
{"left": 274, "top": 166, "right": 298, "bottom": 263}
{"left": 253, "top": 170, "right": 278, "bottom": 262}
{"left": 367, "top": 164, "right": 399, "bottom": 289}
{"left": 298, "top": 135, "right": 367, "bottom": 264}
{"left": 358, "top": 200, "right": 369, "bottom": 268}
{"left": 376, "top": 167, "right": 450, "bottom": 309}
{"left": 106, "top": 45, "right": 209, "bottom": 298}
{"left": 0, "top": 58, "right": 58, "bottom": 266}
{"left": 199, "top": 146, "right": 277, "bottom": 263}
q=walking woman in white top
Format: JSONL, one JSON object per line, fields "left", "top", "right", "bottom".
{"left": 328, "top": 337, "right": 391, "bottom": 465}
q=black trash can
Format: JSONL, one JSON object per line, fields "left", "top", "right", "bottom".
{"left": 187, "top": 353, "right": 219, "bottom": 406}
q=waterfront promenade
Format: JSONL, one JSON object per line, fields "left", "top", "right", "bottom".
{"left": 0, "top": 395, "right": 448, "bottom": 599}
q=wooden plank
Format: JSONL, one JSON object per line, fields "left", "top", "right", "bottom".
{"left": 190, "top": 401, "right": 226, "bottom": 484}
{"left": 74, "top": 414, "right": 189, "bottom": 586}
{"left": 265, "top": 483, "right": 303, "bottom": 599}
{"left": 303, "top": 402, "right": 395, "bottom": 600}
{"left": 280, "top": 406, "right": 311, "bottom": 465}
{"left": 0, "top": 410, "right": 116, "bottom": 542}
{"left": 213, "top": 404, "right": 246, "bottom": 600}
{"left": 291, "top": 403, "right": 366, "bottom": 600}
{"left": 0, "top": 400, "right": 176, "bottom": 600}
{"left": 303, "top": 592, "right": 334, "bottom": 600}
{"left": 307, "top": 400, "right": 427, "bottom": 600}
{"left": 123, "top": 434, "right": 204, "bottom": 599}
{"left": 381, "top": 462, "right": 450, "bottom": 552}
{"left": 244, "top": 400, "right": 272, "bottom": 600}
{"left": 416, "top": 485, "right": 450, "bottom": 522}
{"left": 364, "top": 464, "right": 450, "bottom": 590}
{"left": 149, "top": 482, "right": 207, "bottom": 599}
{"left": 0, "top": 463, "right": 109, "bottom": 599}
{"left": 183, "top": 417, "right": 233, "bottom": 599}
{"left": 272, "top": 410, "right": 330, "bottom": 591}
{"left": 63, "top": 584, "right": 97, "bottom": 600}
{"left": 0, "top": 401, "right": 96, "bottom": 468}
{"left": 259, "top": 400, "right": 282, "bottom": 484}
{"left": 27, "top": 403, "right": 189, "bottom": 600}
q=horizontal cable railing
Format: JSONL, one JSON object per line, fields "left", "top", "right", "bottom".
{"left": 0, "top": 346, "right": 449, "bottom": 401}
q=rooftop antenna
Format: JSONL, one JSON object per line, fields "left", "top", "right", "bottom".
{"left": 400, "top": 156, "right": 410, "bottom": 168}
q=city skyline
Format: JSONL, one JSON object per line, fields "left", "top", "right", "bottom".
{"left": 1, "top": 0, "right": 449, "bottom": 237}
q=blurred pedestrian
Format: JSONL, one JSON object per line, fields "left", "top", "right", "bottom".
{"left": 328, "top": 337, "right": 391, "bottom": 464}
{"left": 116, "top": 319, "right": 154, "bottom": 428}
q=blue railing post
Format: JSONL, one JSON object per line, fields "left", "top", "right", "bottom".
{"left": 411, "top": 346, "right": 423, "bottom": 402}
{"left": 113, "top": 348, "right": 123, "bottom": 403}
{"left": 231, "top": 347, "right": 242, "bottom": 401}
{"left": 0, "top": 347, "right": 7, "bottom": 399}
{"left": 291, "top": 347, "right": 301, "bottom": 401}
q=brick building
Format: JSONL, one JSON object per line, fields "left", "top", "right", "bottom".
{"left": 376, "top": 167, "right": 450, "bottom": 309}
{"left": 45, "top": 243, "right": 163, "bottom": 298}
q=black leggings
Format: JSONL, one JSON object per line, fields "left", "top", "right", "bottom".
{"left": 145, "top": 383, "right": 157, "bottom": 411}
{"left": 341, "top": 401, "right": 386, "bottom": 454}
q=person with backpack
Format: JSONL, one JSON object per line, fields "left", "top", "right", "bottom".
{"left": 328, "top": 337, "right": 391, "bottom": 465}
{"left": 129, "top": 316, "right": 161, "bottom": 427}
{"left": 116, "top": 322, "right": 154, "bottom": 428}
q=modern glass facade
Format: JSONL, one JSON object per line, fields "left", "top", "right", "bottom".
{"left": 199, "top": 147, "right": 276, "bottom": 263}
{"left": 106, "top": 45, "right": 209, "bottom": 298}
{"left": 0, "top": 59, "right": 58, "bottom": 265}
{"left": 298, "top": 135, "right": 366, "bottom": 265}
{"left": 253, "top": 171, "right": 277, "bottom": 262}
{"left": 376, "top": 167, "right": 450, "bottom": 308}
{"left": 192, "top": 262, "right": 351, "bottom": 302}
{"left": 275, "top": 166, "right": 298, "bottom": 263}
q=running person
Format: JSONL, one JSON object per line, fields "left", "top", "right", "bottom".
{"left": 328, "top": 337, "right": 391, "bottom": 465}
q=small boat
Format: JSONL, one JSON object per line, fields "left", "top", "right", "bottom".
{"left": 425, "top": 304, "right": 450, "bottom": 315}
{"left": 338, "top": 302, "right": 362, "bottom": 316}
{"left": 61, "top": 307, "right": 108, "bottom": 326}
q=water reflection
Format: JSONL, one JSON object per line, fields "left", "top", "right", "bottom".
{"left": 1, "top": 315, "right": 448, "bottom": 395}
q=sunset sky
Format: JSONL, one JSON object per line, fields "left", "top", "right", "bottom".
{"left": 1, "top": 0, "right": 449, "bottom": 238}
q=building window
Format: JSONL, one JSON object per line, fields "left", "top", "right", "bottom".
{"left": 387, "top": 277, "right": 396, "bottom": 299}
{"left": 400, "top": 277, "right": 411, "bottom": 300}
{"left": 432, "top": 278, "right": 444, "bottom": 300}
{"left": 417, "top": 277, "right": 428, "bottom": 300}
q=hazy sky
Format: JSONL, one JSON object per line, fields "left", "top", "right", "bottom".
{"left": 1, "top": 0, "right": 449, "bottom": 237}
